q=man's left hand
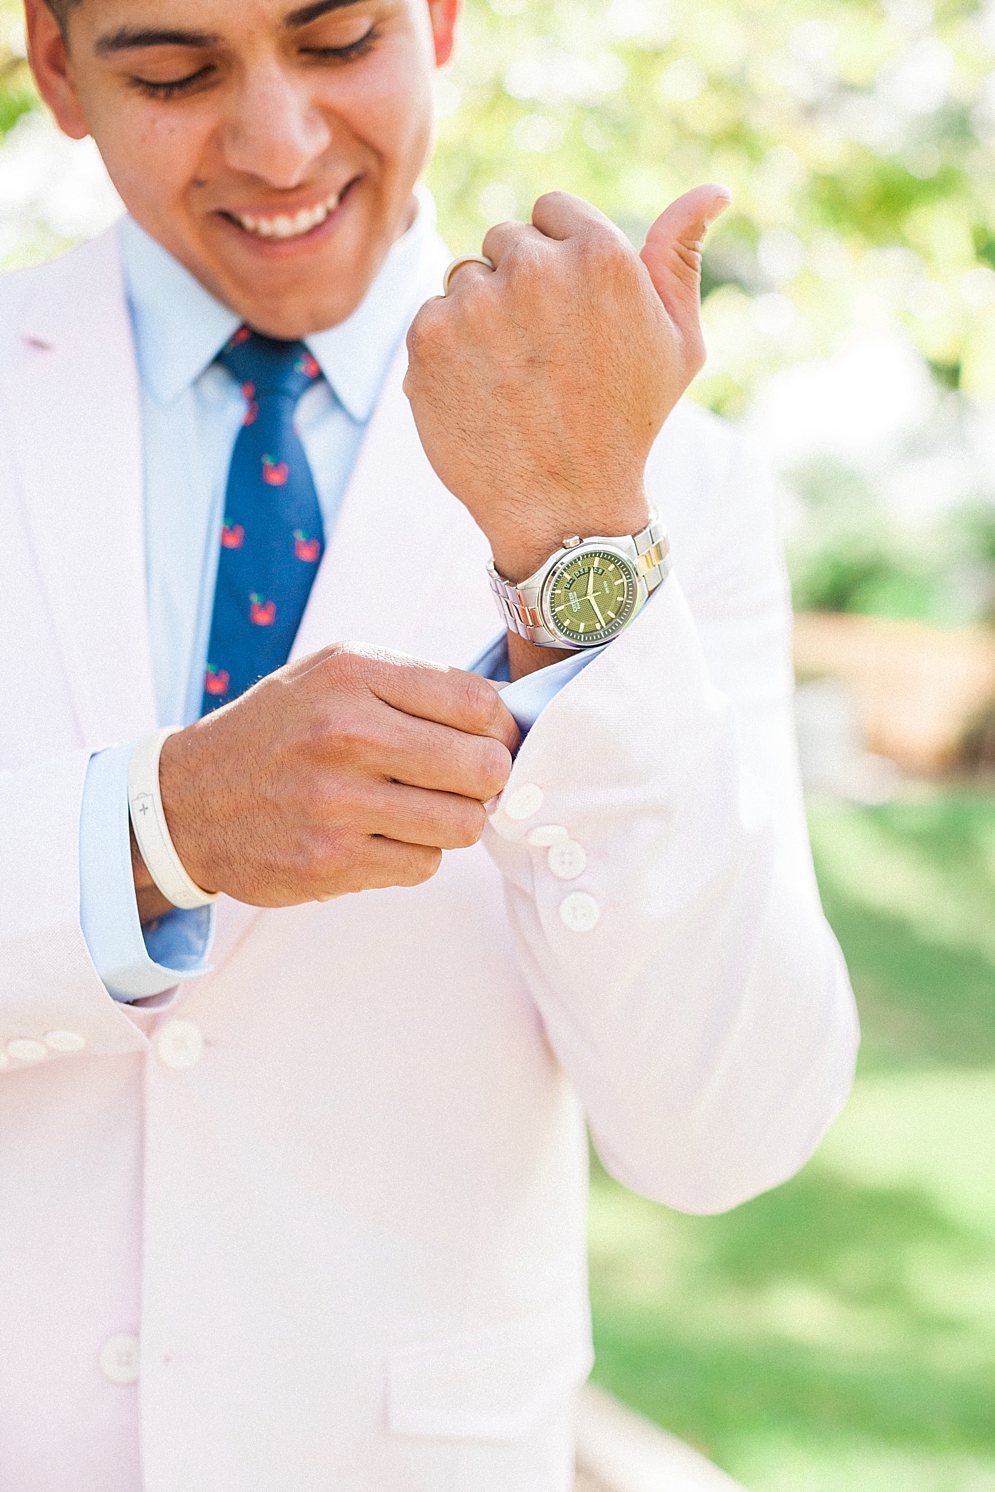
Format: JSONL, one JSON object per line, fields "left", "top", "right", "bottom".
{"left": 403, "top": 185, "right": 730, "bottom": 587}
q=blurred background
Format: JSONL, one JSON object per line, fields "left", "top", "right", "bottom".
{"left": 3, "top": 0, "right": 994, "bottom": 1485}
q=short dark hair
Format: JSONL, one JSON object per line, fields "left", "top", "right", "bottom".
{"left": 44, "top": 0, "right": 79, "bottom": 36}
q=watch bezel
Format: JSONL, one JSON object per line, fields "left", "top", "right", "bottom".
{"left": 540, "top": 543, "right": 643, "bottom": 647}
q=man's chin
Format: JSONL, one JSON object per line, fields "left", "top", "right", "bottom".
{"left": 192, "top": 248, "right": 376, "bottom": 337}
{"left": 222, "top": 291, "right": 364, "bottom": 340}
{"left": 198, "top": 215, "right": 391, "bottom": 337}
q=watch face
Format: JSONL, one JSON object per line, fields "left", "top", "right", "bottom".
{"left": 545, "top": 548, "right": 639, "bottom": 645}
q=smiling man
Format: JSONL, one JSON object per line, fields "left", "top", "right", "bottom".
{"left": 0, "top": 0, "right": 857, "bottom": 1488}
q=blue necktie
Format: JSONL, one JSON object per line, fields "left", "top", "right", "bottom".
{"left": 201, "top": 327, "right": 325, "bottom": 715}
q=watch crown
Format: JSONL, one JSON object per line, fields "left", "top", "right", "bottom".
{"left": 562, "top": 535, "right": 582, "bottom": 547}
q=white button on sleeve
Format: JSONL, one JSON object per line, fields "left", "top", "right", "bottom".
{"left": 156, "top": 1019, "right": 205, "bottom": 1070}
{"left": 547, "top": 840, "right": 587, "bottom": 880}
{"left": 7, "top": 1039, "right": 47, "bottom": 1064}
{"left": 559, "top": 891, "right": 601, "bottom": 933}
{"left": 44, "top": 1030, "right": 87, "bottom": 1053}
{"left": 503, "top": 783, "right": 544, "bottom": 821}
{"left": 100, "top": 1334, "right": 140, "bottom": 1385}
{"left": 526, "top": 824, "right": 569, "bottom": 847}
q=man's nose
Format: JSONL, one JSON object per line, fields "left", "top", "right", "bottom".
{"left": 220, "top": 61, "right": 333, "bottom": 188}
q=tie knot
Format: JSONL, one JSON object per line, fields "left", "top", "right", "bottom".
{"left": 217, "top": 326, "right": 322, "bottom": 401}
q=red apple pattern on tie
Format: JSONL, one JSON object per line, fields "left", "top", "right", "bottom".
{"left": 249, "top": 595, "right": 277, "bottom": 626}
{"left": 241, "top": 382, "right": 259, "bottom": 426}
{"left": 261, "top": 455, "right": 289, "bottom": 486}
{"left": 201, "top": 327, "right": 325, "bottom": 715}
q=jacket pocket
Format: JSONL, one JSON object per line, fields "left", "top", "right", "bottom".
{"left": 387, "top": 1306, "right": 594, "bottom": 1444}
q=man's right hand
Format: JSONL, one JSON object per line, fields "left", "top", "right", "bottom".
{"left": 134, "top": 644, "right": 519, "bottom": 920}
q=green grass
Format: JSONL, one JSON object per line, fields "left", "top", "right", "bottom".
{"left": 588, "top": 791, "right": 995, "bottom": 1491}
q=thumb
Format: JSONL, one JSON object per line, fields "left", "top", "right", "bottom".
{"left": 639, "top": 183, "right": 731, "bottom": 330}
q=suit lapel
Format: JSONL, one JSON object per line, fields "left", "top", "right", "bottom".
{"left": 291, "top": 342, "right": 500, "bottom": 670}
{"left": 4, "top": 229, "right": 156, "bottom": 747}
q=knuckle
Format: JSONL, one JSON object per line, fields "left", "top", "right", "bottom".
{"left": 296, "top": 825, "right": 353, "bottom": 888}
{"left": 406, "top": 303, "right": 444, "bottom": 362}
{"left": 319, "top": 643, "right": 368, "bottom": 689}
{"left": 534, "top": 189, "right": 570, "bottom": 216}
{"left": 476, "top": 737, "right": 513, "bottom": 798}
{"left": 671, "top": 242, "right": 703, "bottom": 290}
{"left": 401, "top": 845, "right": 442, "bottom": 886}
{"left": 450, "top": 798, "right": 487, "bottom": 849}
{"left": 310, "top": 707, "right": 369, "bottom": 767}
{"left": 575, "top": 230, "right": 632, "bottom": 280}
{"left": 461, "top": 669, "right": 499, "bottom": 720}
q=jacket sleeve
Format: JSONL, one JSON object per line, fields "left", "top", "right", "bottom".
{"left": 0, "top": 749, "right": 152, "bottom": 1073}
{"left": 482, "top": 420, "right": 858, "bottom": 1215}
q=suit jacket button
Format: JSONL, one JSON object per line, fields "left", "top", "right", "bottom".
{"left": 548, "top": 840, "right": 587, "bottom": 880}
{"left": 45, "top": 1029, "right": 87, "bottom": 1053}
{"left": 503, "top": 783, "right": 544, "bottom": 820}
{"left": 559, "top": 891, "right": 600, "bottom": 932}
{"left": 100, "top": 1334, "right": 140, "bottom": 1385}
{"left": 6, "top": 1038, "right": 47, "bottom": 1063}
{"left": 156, "top": 1018, "right": 205, "bottom": 1070}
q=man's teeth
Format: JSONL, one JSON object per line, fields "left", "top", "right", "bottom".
{"left": 234, "top": 192, "right": 341, "bottom": 239}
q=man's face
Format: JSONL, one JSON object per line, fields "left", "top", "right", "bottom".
{"left": 26, "top": 0, "right": 458, "bottom": 336}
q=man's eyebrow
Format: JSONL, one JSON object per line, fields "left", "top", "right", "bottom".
{"left": 94, "top": 27, "right": 221, "bottom": 56}
{"left": 284, "top": 0, "right": 365, "bottom": 28}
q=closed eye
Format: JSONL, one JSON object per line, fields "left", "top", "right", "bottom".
{"left": 130, "top": 65, "right": 216, "bottom": 98}
{"left": 300, "top": 26, "right": 378, "bottom": 62}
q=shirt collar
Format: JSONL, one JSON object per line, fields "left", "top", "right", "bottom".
{"left": 120, "top": 186, "right": 435, "bottom": 420}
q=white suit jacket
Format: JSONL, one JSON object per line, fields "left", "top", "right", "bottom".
{"left": 0, "top": 229, "right": 858, "bottom": 1492}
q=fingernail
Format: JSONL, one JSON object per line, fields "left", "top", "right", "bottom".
{"left": 703, "top": 188, "right": 732, "bottom": 227}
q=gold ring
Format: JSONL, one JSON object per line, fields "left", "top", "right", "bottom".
{"left": 442, "top": 254, "right": 496, "bottom": 296}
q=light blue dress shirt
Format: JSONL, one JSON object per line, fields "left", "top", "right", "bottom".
{"left": 78, "top": 198, "right": 603, "bottom": 1001}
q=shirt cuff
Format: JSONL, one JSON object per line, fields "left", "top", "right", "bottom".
{"left": 470, "top": 584, "right": 666, "bottom": 735}
{"left": 79, "top": 744, "right": 215, "bottom": 1001}
{"left": 469, "top": 635, "right": 603, "bottom": 738}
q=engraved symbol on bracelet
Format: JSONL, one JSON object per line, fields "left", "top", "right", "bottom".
{"left": 132, "top": 792, "right": 153, "bottom": 818}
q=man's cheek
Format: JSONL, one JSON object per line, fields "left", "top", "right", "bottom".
{"left": 90, "top": 116, "right": 182, "bottom": 189}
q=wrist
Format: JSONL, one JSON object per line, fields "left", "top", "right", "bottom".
{"left": 488, "top": 489, "right": 651, "bottom": 583}
{"left": 130, "top": 824, "right": 176, "bottom": 924}
{"left": 506, "top": 632, "right": 577, "bottom": 680}
{"left": 157, "top": 727, "right": 218, "bottom": 898}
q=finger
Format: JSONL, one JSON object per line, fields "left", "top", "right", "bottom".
{"left": 372, "top": 707, "right": 513, "bottom": 800}
{"left": 443, "top": 254, "right": 496, "bottom": 295}
{"left": 530, "top": 190, "right": 623, "bottom": 244}
{"left": 359, "top": 781, "right": 488, "bottom": 851}
{"left": 481, "top": 217, "right": 547, "bottom": 269}
{"left": 639, "top": 183, "right": 731, "bottom": 331}
{"left": 335, "top": 836, "right": 443, "bottom": 894}
{"left": 308, "top": 647, "right": 521, "bottom": 755}
{"left": 371, "top": 653, "right": 520, "bottom": 753}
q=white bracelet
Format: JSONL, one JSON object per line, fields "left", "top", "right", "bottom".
{"left": 128, "top": 726, "right": 219, "bottom": 912}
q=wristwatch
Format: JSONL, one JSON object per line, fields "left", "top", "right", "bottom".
{"left": 487, "top": 509, "right": 670, "bottom": 649}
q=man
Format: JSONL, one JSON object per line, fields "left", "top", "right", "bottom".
{"left": 0, "top": 0, "right": 858, "bottom": 1486}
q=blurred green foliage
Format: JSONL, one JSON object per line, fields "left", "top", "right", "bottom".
{"left": 430, "top": 0, "right": 995, "bottom": 419}
{"left": 590, "top": 792, "right": 995, "bottom": 1490}
{"left": 785, "top": 457, "right": 995, "bottom": 620}
{"left": 784, "top": 457, "right": 994, "bottom": 619}
{"left": 0, "top": 7, "right": 31, "bottom": 135}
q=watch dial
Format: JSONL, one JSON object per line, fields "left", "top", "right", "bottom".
{"left": 546, "top": 549, "right": 638, "bottom": 644}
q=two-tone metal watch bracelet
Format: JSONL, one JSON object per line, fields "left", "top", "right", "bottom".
{"left": 487, "top": 508, "right": 671, "bottom": 649}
